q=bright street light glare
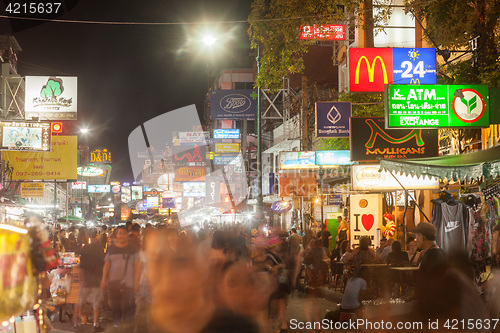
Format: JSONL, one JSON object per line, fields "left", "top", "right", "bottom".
{"left": 202, "top": 35, "right": 217, "bottom": 46}
{"left": 80, "top": 128, "right": 89, "bottom": 134}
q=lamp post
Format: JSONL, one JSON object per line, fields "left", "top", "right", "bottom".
{"left": 256, "top": 43, "right": 263, "bottom": 221}
{"left": 79, "top": 128, "right": 89, "bottom": 225}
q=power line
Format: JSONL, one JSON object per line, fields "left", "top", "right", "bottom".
{"left": 0, "top": 13, "right": 338, "bottom": 26}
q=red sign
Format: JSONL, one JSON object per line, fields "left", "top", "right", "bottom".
{"left": 300, "top": 24, "right": 345, "bottom": 40}
{"left": 278, "top": 172, "right": 317, "bottom": 197}
{"left": 349, "top": 48, "right": 393, "bottom": 92}
{"left": 174, "top": 166, "right": 206, "bottom": 182}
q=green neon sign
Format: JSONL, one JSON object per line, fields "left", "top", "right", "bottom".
{"left": 385, "top": 84, "right": 489, "bottom": 128}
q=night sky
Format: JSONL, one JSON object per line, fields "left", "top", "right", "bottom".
{"left": 0, "top": 0, "right": 252, "bottom": 182}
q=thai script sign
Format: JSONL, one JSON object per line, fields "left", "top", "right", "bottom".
{"left": 315, "top": 150, "right": 352, "bottom": 166}
{"left": 4, "top": 136, "right": 77, "bottom": 180}
{"left": 215, "top": 143, "right": 240, "bottom": 153}
{"left": 385, "top": 84, "right": 489, "bottom": 128}
{"left": 349, "top": 48, "right": 436, "bottom": 92}
{"left": 210, "top": 90, "right": 258, "bottom": 119}
{"left": 88, "top": 185, "right": 111, "bottom": 193}
{"left": 21, "top": 183, "right": 44, "bottom": 198}
{"left": 300, "top": 24, "right": 345, "bottom": 40}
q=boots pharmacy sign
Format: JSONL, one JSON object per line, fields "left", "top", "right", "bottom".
{"left": 349, "top": 48, "right": 436, "bottom": 92}
{"left": 385, "top": 84, "right": 489, "bottom": 128}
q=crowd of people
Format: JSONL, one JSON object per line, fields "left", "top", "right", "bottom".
{"left": 45, "top": 216, "right": 500, "bottom": 333}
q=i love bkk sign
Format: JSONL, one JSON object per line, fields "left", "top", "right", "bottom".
{"left": 385, "top": 84, "right": 490, "bottom": 128}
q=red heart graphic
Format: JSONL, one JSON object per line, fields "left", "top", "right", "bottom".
{"left": 362, "top": 214, "right": 374, "bottom": 231}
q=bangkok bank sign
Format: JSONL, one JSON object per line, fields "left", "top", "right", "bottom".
{"left": 349, "top": 48, "right": 437, "bottom": 92}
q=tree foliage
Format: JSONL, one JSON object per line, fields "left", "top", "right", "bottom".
{"left": 405, "top": 0, "right": 500, "bottom": 87}
{"left": 248, "top": 0, "right": 394, "bottom": 90}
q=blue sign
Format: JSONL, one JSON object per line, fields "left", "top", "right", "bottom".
{"left": 214, "top": 155, "right": 241, "bottom": 165}
{"left": 327, "top": 194, "right": 342, "bottom": 206}
{"left": 316, "top": 102, "right": 351, "bottom": 137}
{"left": 213, "top": 129, "right": 240, "bottom": 139}
{"left": 162, "top": 198, "right": 176, "bottom": 209}
{"left": 87, "top": 185, "right": 111, "bottom": 193}
{"left": 210, "top": 90, "right": 258, "bottom": 119}
{"left": 315, "top": 150, "right": 352, "bottom": 166}
{"left": 392, "top": 48, "right": 436, "bottom": 85}
{"left": 271, "top": 200, "right": 293, "bottom": 213}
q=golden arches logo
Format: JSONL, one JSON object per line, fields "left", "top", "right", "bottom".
{"left": 355, "top": 56, "right": 388, "bottom": 84}
{"left": 410, "top": 78, "right": 420, "bottom": 84}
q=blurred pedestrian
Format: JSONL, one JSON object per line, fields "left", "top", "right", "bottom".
{"left": 100, "top": 226, "right": 140, "bottom": 327}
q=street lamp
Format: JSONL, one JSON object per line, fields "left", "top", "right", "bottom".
{"left": 79, "top": 127, "right": 90, "bottom": 225}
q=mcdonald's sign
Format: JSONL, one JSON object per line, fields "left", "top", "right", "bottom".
{"left": 349, "top": 48, "right": 437, "bottom": 92}
{"left": 349, "top": 48, "right": 393, "bottom": 92}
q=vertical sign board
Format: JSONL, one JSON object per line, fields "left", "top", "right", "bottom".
{"left": 205, "top": 176, "right": 220, "bottom": 205}
{"left": 349, "top": 193, "right": 383, "bottom": 247}
{"left": 386, "top": 84, "right": 490, "bottom": 128}
{"left": 315, "top": 102, "right": 351, "bottom": 137}
{"left": 349, "top": 48, "right": 437, "bottom": 92}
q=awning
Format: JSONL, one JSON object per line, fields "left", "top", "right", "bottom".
{"left": 379, "top": 145, "right": 500, "bottom": 181}
{"left": 263, "top": 139, "right": 300, "bottom": 154}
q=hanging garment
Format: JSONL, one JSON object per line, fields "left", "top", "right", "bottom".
{"left": 436, "top": 201, "right": 467, "bottom": 252}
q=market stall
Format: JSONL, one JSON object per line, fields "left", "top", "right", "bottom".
{"left": 379, "top": 145, "right": 500, "bottom": 278}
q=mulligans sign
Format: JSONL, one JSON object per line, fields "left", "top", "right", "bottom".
{"left": 385, "top": 84, "right": 490, "bottom": 128}
{"left": 350, "top": 117, "right": 438, "bottom": 161}
{"left": 25, "top": 76, "right": 78, "bottom": 120}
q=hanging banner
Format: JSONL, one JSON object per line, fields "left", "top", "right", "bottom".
{"left": 4, "top": 136, "right": 77, "bottom": 180}
{"left": 350, "top": 117, "right": 438, "bottom": 161}
{"left": 0, "top": 121, "right": 51, "bottom": 151}
{"left": 210, "top": 90, "right": 258, "bottom": 119}
{"left": 385, "top": 84, "right": 490, "bottom": 128}
{"left": 315, "top": 102, "right": 351, "bottom": 137}
{"left": 25, "top": 76, "right": 78, "bottom": 120}
{"left": 349, "top": 194, "right": 383, "bottom": 247}
{"left": 349, "top": 48, "right": 436, "bottom": 92}
{"left": 21, "top": 183, "right": 45, "bottom": 198}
